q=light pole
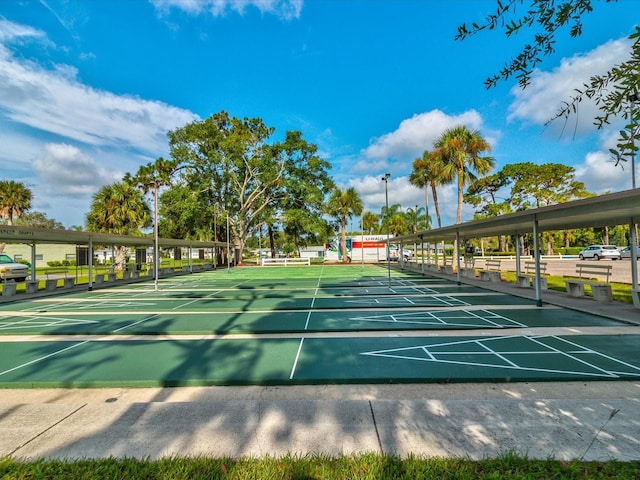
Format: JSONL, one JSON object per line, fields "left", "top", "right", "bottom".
{"left": 629, "top": 93, "right": 638, "bottom": 288}
{"left": 630, "top": 93, "right": 638, "bottom": 189}
{"left": 153, "top": 181, "right": 159, "bottom": 292}
{"left": 360, "top": 218, "right": 364, "bottom": 268}
{"left": 226, "top": 212, "right": 230, "bottom": 274}
{"left": 381, "top": 173, "right": 391, "bottom": 288}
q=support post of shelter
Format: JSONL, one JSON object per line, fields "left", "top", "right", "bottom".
{"left": 30, "top": 243, "right": 36, "bottom": 282}
{"left": 515, "top": 236, "right": 522, "bottom": 277}
{"left": 455, "top": 231, "right": 461, "bottom": 285}
{"left": 532, "top": 217, "right": 542, "bottom": 307}
{"left": 88, "top": 239, "right": 94, "bottom": 291}
{"left": 631, "top": 217, "right": 638, "bottom": 289}
{"left": 420, "top": 235, "right": 425, "bottom": 275}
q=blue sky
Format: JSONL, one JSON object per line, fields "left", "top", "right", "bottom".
{"left": 0, "top": 0, "right": 638, "bottom": 229}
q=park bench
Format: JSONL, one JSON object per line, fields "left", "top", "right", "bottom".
{"left": 1, "top": 280, "right": 18, "bottom": 297}
{"left": 632, "top": 289, "right": 640, "bottom": 309}
{"left": 460, "top": 257, "right": 476, "bottom": 278}
{"left": 438, "top": 256, "right": 454, "bottom": 274}
{"left": 44, "top": 267, "right": 75, "bottom": 290}
{"left": 516, "top": 261, "right": 548, "bottom": 289}
{"left": 262, "top": 257, "right": 310, "bottom": 266}
{"left": 564, "top": 263, "right": 613, "bottom": 302}
{"left": 479, "top": 259, "right": 502, "bottom": 282}
{"left": 0, "top": 265, "right": 36, "bottom": 296}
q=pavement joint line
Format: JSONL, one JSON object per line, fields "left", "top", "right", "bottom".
{"left": 8, "top": 403, "right": 88, "bottom": 457}
{"left": 368, "top": 400, "right": 383, "bottom": 454}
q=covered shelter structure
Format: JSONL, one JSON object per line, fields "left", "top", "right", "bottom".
{"left": 0, "top": 225, "right": 227, "bottom": 291}
{"left": 391, "top": 189, "right": 640, "bottom": 307}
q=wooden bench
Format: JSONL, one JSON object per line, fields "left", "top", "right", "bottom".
{"left": 565, "top": 263, "right": 613, "bottom": 302}
{"left": 479, "top": 259, "right": 501, "bottom": 282}
{"left": 516, "top": 261, "right": 548, "bottom": 289}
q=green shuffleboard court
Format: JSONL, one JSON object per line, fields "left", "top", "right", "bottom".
{"left": 1, "top": 264, "right": 639, "bottom": 387}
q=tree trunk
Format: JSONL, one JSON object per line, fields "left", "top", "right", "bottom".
{"left": 114, "top": 245, "right": 127, "bottom": 272}
{"left": 340, "top": 216, "right": 348, "bottom": 263}
{"left": 431, "top": 184, "right": 442, "bottom": 228}
{"left": 268, "top": 224, "right": 276, "bottom": 258}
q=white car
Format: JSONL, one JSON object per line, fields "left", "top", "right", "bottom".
{"left": 387, "top": 246, "right": 413, "bottom": 261}
{"left": 578, "top": 245, "right": 621, "bottom": 261}
{"left": 0, "top": 254, "right": 30, "bottom": 281}
{"left": 620, "top": 245, "right": 640, "bottom": 259}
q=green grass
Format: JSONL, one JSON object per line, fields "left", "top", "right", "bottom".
{"left": 2, "top": 453, "right": 639, "bottom": 479}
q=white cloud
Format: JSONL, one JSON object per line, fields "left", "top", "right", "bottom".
{"left": 362, "top": 109, "right": 485, "bottom": 163}
{"left": 32, "top": 143, "right": 119, "bottom": 197}
{"left": 342, "top": 109, "right": 492, "bottom": 227}
{"left": 575, "top": 150, "right": 636, "bottom": 193}
{"left": 0, "top": 20, "right": 198, "bottom": 154}
{"left": 150, "top": 0, "right": 303, "bottom": 20}
{"left": 0, "top": 19, "right": 199, "bottom": 226}
{"left": 0, "top": 18, "right": 46, "bottom": 42}
{"left": 348, "top": 174, "right": 465, "bottom": 228}
{"left": 507, "top": 37, "right": 633, "bottom": 137}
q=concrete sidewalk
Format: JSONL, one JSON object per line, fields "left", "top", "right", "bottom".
{"left": 2, "top": 381, "right": 639, "bottom": 461}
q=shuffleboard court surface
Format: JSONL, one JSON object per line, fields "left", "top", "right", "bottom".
{"left": 0, "top": 264, "right": 638, "bottom": 387}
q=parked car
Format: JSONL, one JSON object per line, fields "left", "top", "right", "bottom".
{"left": 578, "top": 245, "right": 621, "bottom": 261}
{"left": 0, "top": 254, "right": 30, "bottom": 281}
{"left": 620, "top": 245, "right": 640, "bottom": 259}
{"left": 387, "top": 245, "right": 413, "bottom": 261}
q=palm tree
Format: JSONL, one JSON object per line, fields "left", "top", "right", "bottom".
{"left": 0, "top": 180, "right": 33, "bottom": 254}
{"left": 405, "top": 206, "right": 425, "bottom": 234}
{"left": 361, "top": 211, "right": 379, "bottom": 234}
{"left": 86, "top": 181, "right": 152, "bottom": 271}
{"left": 327, "top": 187, "right": 363, "bottom": 263}
{"left": 0, "top": 180, "right": 32, "bottom": 226}
{"left": 434, "top": 126, "right": 494, "bottom": 225}
{"left": 409, "top": 151, "right": 445, "bottom": 228}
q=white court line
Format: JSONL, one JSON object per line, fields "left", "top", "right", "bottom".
{"left": 289, "top": 337, "right": 305, "bottom": 379}
{"left": 361, "top": 334, "right": 640, "bottom": 378}
{"left": 466, "top": 309, "right": 527, "bottom": 329}
{"left": 529, "top": 335, "right": 640, "bottom": 376}
{"left": 0, "top": 340, "right": 91, "bottom": 377}
{"left": 477, "top": 339, "right": 520, "bottom": 368}
{"left": 113, "top": 314, "right": 160, "bottom": 333}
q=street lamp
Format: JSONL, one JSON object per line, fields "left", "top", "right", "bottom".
{"left": 381, "top": 173, "right": 391, "bottom": 288}
{"left": 153, "top": 181, "right": 159, "bottom": 292}
{"left": 629, "top": 93, "right": 639, "bottom": 288}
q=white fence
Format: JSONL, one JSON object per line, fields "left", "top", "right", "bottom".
{"left": 261, "top": 258, "right": 311, "bottom": 266}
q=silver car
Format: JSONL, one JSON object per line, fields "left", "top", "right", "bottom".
{"left": 0, "top": 253, "right": 30, "bottom": 281}
{"left": 578, "top": 245, "right": 621, "bottom": 261}
{"left": 620, "top": 245, "right": 640, "bottom": 260}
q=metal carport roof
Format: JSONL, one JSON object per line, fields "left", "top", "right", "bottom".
{"left": 0, "top": 225, "right": 225, "bottom": 249}
{"left": 393, "top": 188, "right": 640, "bottom": 245}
